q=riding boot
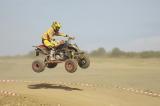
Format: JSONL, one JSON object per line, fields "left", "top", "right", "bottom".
{"left": 50, "top": 49, "right": 55, "bottom": 60}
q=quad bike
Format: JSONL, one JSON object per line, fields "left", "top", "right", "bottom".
{"left": 32, "top": 37, "right": 90, "bottom": 73}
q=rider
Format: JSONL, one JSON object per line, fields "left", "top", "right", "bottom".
{"left": 42, "top": 21, "right": 74, "bottom": 60}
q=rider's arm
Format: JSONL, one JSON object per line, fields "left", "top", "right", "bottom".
{"left": 56, "top": 32, "right": 68, "bottom": 37}
{"left": 56, "top": 32, "right": 75, "bottom": 39}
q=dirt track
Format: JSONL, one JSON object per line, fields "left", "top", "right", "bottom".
{"left": 0, "top": 57, "right": 160, "bottom": 106}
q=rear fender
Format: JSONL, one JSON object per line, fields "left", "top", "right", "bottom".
{"left": 33, "top": 45, "right": 49, "bottom": 55}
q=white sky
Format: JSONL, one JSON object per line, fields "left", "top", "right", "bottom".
{"left": 0, "top": 0, "right": 160, "bottom": 55}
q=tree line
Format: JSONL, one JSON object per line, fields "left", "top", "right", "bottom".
{"left": 90, "top": 47, "right": 160, "bottom": 58}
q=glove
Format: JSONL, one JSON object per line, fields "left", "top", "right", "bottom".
{"left": 66, "top": 34, "right": 75, "bottom": 40}
{"left": 66, "top": 34, "right": 69, "bottom": 37}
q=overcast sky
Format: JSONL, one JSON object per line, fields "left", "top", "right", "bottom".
{"left": 0, "top": 0, "right": 160, "bottom": 55}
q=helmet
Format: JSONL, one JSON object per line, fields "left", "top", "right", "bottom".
{"left": 51, "top": 21, "right": 61, "bottom": 31}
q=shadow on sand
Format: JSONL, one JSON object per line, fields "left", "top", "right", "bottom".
{"left": 28, "top": 83, "right": 83, "bottom": 91}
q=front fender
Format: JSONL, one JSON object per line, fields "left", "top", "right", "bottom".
{"left": 68, "top": 44, "right": 80, "bottom": 52}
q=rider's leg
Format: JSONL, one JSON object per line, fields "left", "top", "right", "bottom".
{"left": 50, "top": 48, "right": 55, "bottom": 60}
{"left": 43, "top": 40, "right": 55, "bottom": 60}
{"left": 51, "top": 40, "right": 60, "bottom": 47}
{"left": 43, "top": 40, "right": 54, "bottom": 47}
{"left": 50, "top": 41, "right": 61, "bottom": 60}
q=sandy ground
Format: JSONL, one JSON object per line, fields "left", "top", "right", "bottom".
{"left": 0, "top": 57, "right": 160, "bottom": 106}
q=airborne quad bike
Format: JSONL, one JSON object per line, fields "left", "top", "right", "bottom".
{"left": 32, "top": 37, "right": 90, "bottom": 73}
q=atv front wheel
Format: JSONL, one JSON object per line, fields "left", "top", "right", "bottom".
{"left": 32, "top": 59, "right": 45, "bottom": 73}
{"left": 65, "top": 59, "right": 77, "bottom": 73}
{"left": 78, "top": 54, "right": 90, "bottom": 69}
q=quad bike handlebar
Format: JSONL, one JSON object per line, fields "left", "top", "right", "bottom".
{"left": 66, "top": 36, "right": 75, "bottom": 41}
{"left": 62, "top": 36, "right": 75, "bottom": 44}
{"left": 54, "top": 36, "right": 75, "bottom": 48}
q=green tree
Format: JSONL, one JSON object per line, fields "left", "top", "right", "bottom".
{"left": 90, "top": 47, "right": 106, "bottom": 56}
{"left": 110, "top": 47, "right": 123, "bottom": 57}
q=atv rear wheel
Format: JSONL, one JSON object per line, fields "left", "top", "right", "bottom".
{"left": 32, "top": 59, "right": 45, "bottom": 73}
{"left": 65, "top": 59, "right": 77, "bottom": 73}
{"left": 47, "top": 63, "right": 57, "bottom": 68}
{"left": 78, "top": 54, "right": 90, "bottom": 69}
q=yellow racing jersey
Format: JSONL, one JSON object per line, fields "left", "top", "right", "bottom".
{"left": 42, "top": 27, "right": 66, "bottom": 41}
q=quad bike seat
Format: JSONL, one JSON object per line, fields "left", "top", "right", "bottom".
{"left": 34, "top": 45, "right": 50, "bottom": 55}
